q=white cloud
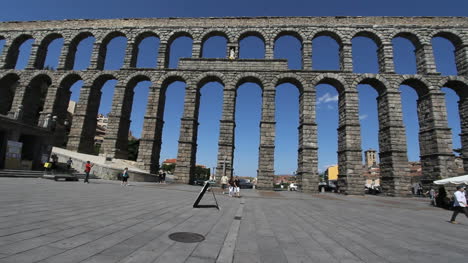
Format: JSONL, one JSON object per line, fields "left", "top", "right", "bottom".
{"left": 359, "top": 114, "right": 368, "bottom": 121}
{"left": 327, "top": 104, "right": 334, "bottom": 110}
{"left": 317, "top": 92, "right": 338, "bottom": 105}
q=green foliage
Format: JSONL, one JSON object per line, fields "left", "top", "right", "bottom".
{"left": 94, "top": 144, "right": 101, "bottom": 156}
{"left": 128, "top": 139, "right": 140, "bottom": 161}
{"left": 194, "top": 166, "right": 210, "bottom": 180}
{"left": 161, "top": 163, "right": 176, "bottom": 173}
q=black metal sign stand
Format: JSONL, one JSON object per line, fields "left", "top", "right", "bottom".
{"left": 193, "top": 182, "right": 220, "bottom": 210}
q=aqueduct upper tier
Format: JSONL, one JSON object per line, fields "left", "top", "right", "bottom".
{"left": 0, "top": 16, "right": 467, "bottom": 196}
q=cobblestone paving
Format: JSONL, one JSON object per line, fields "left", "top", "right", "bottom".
{"left": 0, "top": 178, "right": 466, "bottom": 263}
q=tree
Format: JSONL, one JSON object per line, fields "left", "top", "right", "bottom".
{"left": 128, "top": 138, "right": 140, "bottom": 161}
{"left": 161, "top": 163, "right": 175, "bottom": 174}
{"left": 454, "top": 148, "right": 462, "bottom": 156}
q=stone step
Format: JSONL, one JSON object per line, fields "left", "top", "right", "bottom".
{"left": 0, "top": 169, "right": 45, "bottom": 178}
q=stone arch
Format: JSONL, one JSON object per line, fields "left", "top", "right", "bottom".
{"left": 273, "top": 30, "right": 304, "bottom": 43}
{"left": 272, "top": 73, "right": 306, "bottom": 93}
{"left": 312, "top": 30, "right": 343, "bottom": 45}
{"left": 34, "top": 32, "right": 64, "bottom": 69}
{"left": 0, "top": 73, "right": 21, "bottom": 115}
{"left": 134, "top": 31, "right": 160, "bottom": 46}
{"left": 352, "top": 74, "right": 390, "bottom": 95}
{"left": 123, "top": 72, "right": 155, "bottom": 87}
{"left": 195, "top": 72, "right": 226, "bottom": 89}
{"left": 4, "top": 34, "right": 35, "bottom": 69}
{"left": 234, "top": 72, "right": 264, "bottom": 89}
{"left": 352, "top": 30, "right": 383, "bottom": 46}
{"left": 438, "top": 77, "right": 468, "bottom": 98}
{"left": 166, "top": 31, "right": 193, "bottom": 45}
{"left": 201, "top": 30, "right": 230, "bottom": 44}
{"left": 156, "top": 71, "right": 188, "bottom": 88}
{"left": 63, "top": 31, "right": 95, "bottom": 70}
{"left": 399, "top": 75, "right": 431, "bottom": 97}
{"left": 392, "top": 31, "right": 423, "bottom": 48}
{"left": 312, "top": 73, "right": 347, "bottom": 93}
{"left": 238, "top": 30, "right": 267, "bottom": 44}
{"left": 432, "top": 30, "right": 464, "bottom": 48}
{"left": 91, "top": 72, "right": 119, "bottom": 88}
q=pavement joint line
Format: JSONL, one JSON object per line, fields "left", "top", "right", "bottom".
{"left": 216, "top": 199, "right": 244, "bottom": 263}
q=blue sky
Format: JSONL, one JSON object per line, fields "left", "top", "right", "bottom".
{"left": 1, "top": 0, "right": 466, "bottom": 177}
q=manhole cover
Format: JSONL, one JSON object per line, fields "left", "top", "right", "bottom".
{"left": 168, "top": 232, "right": 205, "bottom": 243}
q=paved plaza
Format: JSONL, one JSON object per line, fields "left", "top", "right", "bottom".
{"left": 0, "top": 178, "right": 467, "bottom": 263}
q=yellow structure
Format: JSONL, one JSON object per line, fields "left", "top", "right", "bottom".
{"left": 326, "top": 165, "right": 339, "bottom": 180}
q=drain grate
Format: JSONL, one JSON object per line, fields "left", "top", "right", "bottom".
{"left": 234, "top": 216, "right": 242, "bottom": 220}
{"left": 168, "top": 232, "right": 205, "bottom": 243}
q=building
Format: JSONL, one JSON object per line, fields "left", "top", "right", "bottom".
{"left": 365, "top": 149, "right": 378, "bottom": 168}
{"left": 325, "top": 165, "right": 339, "bottom": 181}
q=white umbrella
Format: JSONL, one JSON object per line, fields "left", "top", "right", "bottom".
{"left": 433, "top": 175, "right": 468, "bottom": 185}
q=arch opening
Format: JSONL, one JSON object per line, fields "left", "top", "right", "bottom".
{"left": 136, "top": 36, "right": 160, "bottom": 68}
{"left": 71, "top": 33, "right": 95, "bottom": 70}
{"left": 201, "top": 34, "right": 227, "bottom": 58}
{"left": 234, "top": 82, "right": 262, "bottom": 179}
{"left": 315, "top": 83, "right": 340, "bottom": 175}
{"left": 399, "top": 84, "right": 421, "bottom": 162}
{"left": 22, "top": 75, "right": 51, "bottom": 125}
{"left": 312, "top": 36, "right": 340, "bottom": 70}
{"left": 275, "top": 82, "right": 299, "bottom": 180}
{"left": 274, "top": 34, "right": 302, "bottom": 70}
{"left": 432, "top": 36, "right": 457, "bottom": 76}
{"left": 392, "top": 37, "right": 417, "bottom": 74}
{"left": 103, "top": 36, "right": 127, "bottom": 70}
{"left": 239, "top": 35, "right": 265, "bottom": 59}
{"left": 352, "top": 36, "right": 379, "bottom": 73}
{"left": 10, "top": 36, "right": 34, "bottom": 70}
{"left": 42, "top": 36, "right": 64, "bottom": 69}
{"left": 167, "top": 34, "right": 193, "bottom": 69}
{"left": 195, "top": 81, "right": 223, "bottom": 180}
{"left": 357, "top": 84, "right": 380, "bottom": 167}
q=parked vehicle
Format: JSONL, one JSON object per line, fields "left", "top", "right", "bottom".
{"left": 289, "top": 183, "right": 298, "bottom": 191}
{"left": 238, "top": 179, "right": 253, "bottom": 189}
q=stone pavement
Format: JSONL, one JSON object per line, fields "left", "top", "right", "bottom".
{"left": 0, "top": 178, "right": 467, "bottom": 263}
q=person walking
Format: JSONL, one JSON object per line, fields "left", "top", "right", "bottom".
{"left": 449, "top": 185, "right": 468, "bottom": 224}
{"left": 220, "top": 174, "right": 229, "bottom": 194}
{"left": 84, "top": 161, "right": 93, "bottom": 184}
{"left": 66, "top": 157, "right": 73, "bottom": 170}
{"left": 121, "top": 167, "right": 129, "bottom": 186}
{"left": 234, "top": 176, "right": 241, "bottom": 198}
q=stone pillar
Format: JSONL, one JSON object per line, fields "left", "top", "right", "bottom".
{"left": 57, "top": 41, "right": 72, "bottom": 70}
{"left": 88, "top": 41, "right": 103, "bottom": 70}
{"left": 173, "top": 85, "right": 200, "bottom": 184}
{"left": 7, "top": 81, "right": 27, "bottom": 119}
{"left": 377, "top": 90, "right": 411, "bottom": 196}
{"left": 67, "top": 85, "right": 101, "bottom": 154}
{"left": 417, "top": 92, "right": 456, "bottom": 188}
{"left": 458, "top": 94, "right": 468, "bottom": 172}
{"left": 337, "top": 90, "right": 364, "bottom": 195}
{"left": 192, "top": 41, "right": 202, "bottom": 58}
{"left": 157, "top": 42, "right": 169, "bottom": 69}
{"left": 0, "top": 42, "right": 12, "bottom": 68}
{"left": 298, "top": 90, "right": 319, "bottom": 193}
{"left": 265, "top": 40, "right": 274, "bottom": 59}
{"left": 415, "top": 44, "right": 438, "bottom": 75}
{"left": 216, "top": 85, "right": 236, "bottom": 179}
{"left": 302, "top": 42, "right": 312, "bottom": 70}
{"left": 122, "top": 41, "right": 137, "bottom": 68}
{"left": 38, "top": 84, "right": 59, "bottom": 127}
{"left": 455, "top": 44, "right": 468, "bottom": 76}
{"left": 378, "top": 43, "right": 395, "bottom": 73}
{"left": 26, "top": 43, "right": 41, "bottom": 69}
{"left": 339, "top": 43, "right": 353, "bottom": 72}
{"left": 137, "top": 86, "right": 165, "bottom": 173}
{"left": 101, "top": 85, "right": 133, "bottom": 159}
{"left": 257, "top": 87, "right": 275, "bottom": 189}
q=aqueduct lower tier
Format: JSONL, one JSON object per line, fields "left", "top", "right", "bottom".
{"left": 0, "top": 16, "right": 468, "bottom": 195}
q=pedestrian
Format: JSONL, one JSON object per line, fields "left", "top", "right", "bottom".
{"left": 449, "top": 185, "right": 468, "bottom": 224}
{"left": 66, "top": 157, "right": 73, "bottom": 170}
{"left": 121, "top": 167, "right": 129, "bottom": 186}
{"left": 158, "top": 171, "right": 163, "bottom": 184}
{"left": 220, "top": 174, "right": 229, "bottom": 194}
{"left": 162, "top": 172, "right": 166, "bottom": 184}
{"left": 234, "top": 176, "right": 241, "bottom": 198}
{"left": 228, "top": 177, "right": 235, "bottom": 197}
{"left": 84, "top": 161, "right": 93, "bottom": 184}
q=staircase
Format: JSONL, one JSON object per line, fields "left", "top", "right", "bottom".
{"left": 0, "top": 169, "right": 45, "bottom": 178}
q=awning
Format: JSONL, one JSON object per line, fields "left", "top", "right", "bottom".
{"left": 433, "top": 175, "right": 468, "bottom": 185}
